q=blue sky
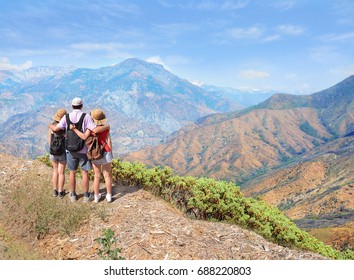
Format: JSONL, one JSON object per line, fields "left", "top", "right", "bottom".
{"left": 1, "top": 0, "right": 354, "bottom": 94}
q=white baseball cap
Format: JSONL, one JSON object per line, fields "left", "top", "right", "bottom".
{"left": 72, "top": 97, "right": 83, "bottom": 106}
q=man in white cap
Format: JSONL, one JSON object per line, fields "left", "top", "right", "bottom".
{"left": 49, "top": 97, "right": 108, "bottom": 202}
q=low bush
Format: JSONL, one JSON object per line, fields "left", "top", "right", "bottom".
{"left": 110, "top": 158, "right": 353, "bottom": 260}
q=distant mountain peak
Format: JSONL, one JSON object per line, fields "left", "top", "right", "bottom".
{"left": 116, "top": 57, "right": 166, "bottom": 72}
{"left": 0, "top": 57, "right": 241, "bottom": 158}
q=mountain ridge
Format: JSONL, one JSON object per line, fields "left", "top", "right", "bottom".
{"left": 122, "top": 76, "right": 353, "bottom": 248}
{"left": 0, "top": 58, "right": 245, "bottom": 158}
{"left": 122, "top": 75, "right": 353, "bottom": 183}
{"left": 255, "top": 75, "right": 354, "bottom": 136}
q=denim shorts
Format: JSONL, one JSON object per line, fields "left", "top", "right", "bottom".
{"left": 92, "top": 151, "right": 113, "bottom": 166}
{"left": 66, "top": 151, "right": 92, "bottom": 171}
{"left": 50, "top": 153, "right": 66, "bottom": 162}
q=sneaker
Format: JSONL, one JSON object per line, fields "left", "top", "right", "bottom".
{"left": 58, "top": 190, "right": 65, "bottom": 199}
{"left": 106, "top": 193, "right": 112, "bottom": 203}
{"left": 94, "top": 193, "right": 102, "bottom": 203}
{"left": 52, "top": 189, "right": 58, "bottom": 197}
{"left": 83, "top": 192, "right": 93, "bottom": 203}
{"left": 69, "top": 192, "right": 77, "bottom": 202}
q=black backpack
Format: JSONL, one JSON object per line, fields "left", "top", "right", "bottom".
{"left": 65, "top": 113, "right": 86, "bottom": 152}
{"left": 49, "top": 131, "right": 65, "bottom": 156}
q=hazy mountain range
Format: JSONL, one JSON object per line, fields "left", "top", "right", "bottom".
{"left": 0, "top": 58, "right": 273, "bottom": 158}
{"left": 124, "top": 75, "right": 353, "bottom": 183}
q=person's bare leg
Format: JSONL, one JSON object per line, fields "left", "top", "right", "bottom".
{"left": 52, "top": 161, "right": 59, "bottom": 190}
{"left": 102, "top": 163, "right": 112, "bottom": 202}
{"left": 58, "top": 161, "right": 66, "bottom": 192}
{"left": 82, "top": 170, "right": 89, "bottom": 193}
{"left": 93, "top": 164, "right": 101, "bottom": 196}
{"left": 69, "top": 170, "right": 76, "bottom": 193}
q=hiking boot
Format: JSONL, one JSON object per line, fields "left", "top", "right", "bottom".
{"left": 94, "top": 193, "right": 102, "bottom": 203}
{"left": 83, "top": 192, "right": 93, "bottom": 203}
{"left": 52, "top": 189, "right": 58, "bottom": 197}
{"left": 58, "top": 190, "right": 65, "bottom": 199}
{"left": 69, "top": 192, "right": 77, "bottom": 202}
{"left": 106, "top": 193, "right": 112, "bottom": 203}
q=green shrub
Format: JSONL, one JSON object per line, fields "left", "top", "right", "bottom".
{"left": 109, "top": 159, "right": 353, "bottom": 260}
{"left": 36, "top": 155, "right": 353, "bottom": 259}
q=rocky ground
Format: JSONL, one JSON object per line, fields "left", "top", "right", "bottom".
{"left": 0, "top": 153, "right": 327, "bottom": 260}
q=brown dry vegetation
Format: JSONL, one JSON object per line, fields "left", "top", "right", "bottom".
{"left": 242, "top": 137, "right": 354, "bottom": 250}
{"left": 124, "top": 108, "right": 331, "bottom": 183}
{"left": 243, "top": 160, "right": 354, "bottom": 220}
{"left": 308, "top": 223, "right": 354, "bottom": 252}
{"left": 0, "top": 154, "right": 327, "bottom": 260}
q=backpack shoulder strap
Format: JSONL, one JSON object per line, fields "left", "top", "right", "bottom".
{"left": 78, "top": 113, "right": 86, "bottom": 124}
{"left": 65, "top": 114, "right": 71, "bottom": 131}
{"left": 76, "top": 113, "right": 86, "bottom": 131}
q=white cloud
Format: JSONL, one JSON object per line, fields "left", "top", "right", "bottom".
{"left": 165, "top": 55, "right": 190, "bottom": 65}
{"left": 334, "top": 0, "right": 354, "bottom": 12}
{"left": 267, "top": 1, "right": 296, "bottom": 12}
{"left": 222, "top": 24, "right": 304, "bottom": 44}
{"left": 189, "top": 80, "right": 204, "bottom": 87}
{"left": 227, "top": 26, "right": 263, "bottom": 40}
{"left": 320, "top": 32, "right": 354, "bottom": 42}
{"left": 336, "top": 18, "right": 354, "bottom": 26}
{"left": 159, "top": 0, "right": 249, "bottom": 11}
{"left": 197, "top": 0, "right": 249, "bottom": 10}
{"left": 146, "top": 55, "right": 191, "bottom": 71}
{"left": 85, "top": 1, "right": 140, "bottom": 17}
{"left": 333, "top": 0, "right": 354, "bottom": 24}
{"left": 284, "top": 73, "right": 298, "bottom": 79}
{"left": 276, "top": 24, "right": 305, "bottom": 36}
{"left": 146, "top": 56, "right": 171, "bottom": 70}
{"left": 299, "top": 83, "right": 311, "bottom": 90}
{"left": 153, "top": 22, "right": 200, "bottom": 38}
{"left": 70, "top": 42, "right": 144, "bottom": 51}
{"left": 329, "top": 65, "right": 354, "bottom": 77}
{"left": 68, "top": 42, "right": 143, "bottom": 61}
{"left": 238, "top": 69, "right": 270, "bottom": 79}
{"left": 0, "top": 57, "right": 32, "bottom": 71}
{"left": 309, "top": 46, "right": 342, "bottom": 64}
{"left": 263, "top": 34, "right": 281, "bottom": 42}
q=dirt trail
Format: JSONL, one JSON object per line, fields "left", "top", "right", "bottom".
{"left": 0, "top": 154, "right": 327, "bottom": 260}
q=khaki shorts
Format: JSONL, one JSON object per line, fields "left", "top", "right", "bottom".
{"left": 92, "top": 151, "right": 113, "bottom": 166}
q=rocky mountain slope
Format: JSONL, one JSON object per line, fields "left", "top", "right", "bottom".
{"left": 124, "top": 75, "right": 354, "bottom": 184}
{"left": 254, "top": 75, "right": 354, "bottom": 136}
{"left": 122, "top": 76, "right": 353, "bottom": 247}
{"left": 242, "top": 136, "right": 353, "bottom": 250}
{"left": 124, "top": 107, "right": 334, "bottom": 183}
{"left": 0, "top": 153, "right": 327, "bottom": 260}
{"left": 243, "top": 136, "right": 353, "bottom": 220}
{"left": 0, "top": 58, "right": 243, "bottom": 158}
